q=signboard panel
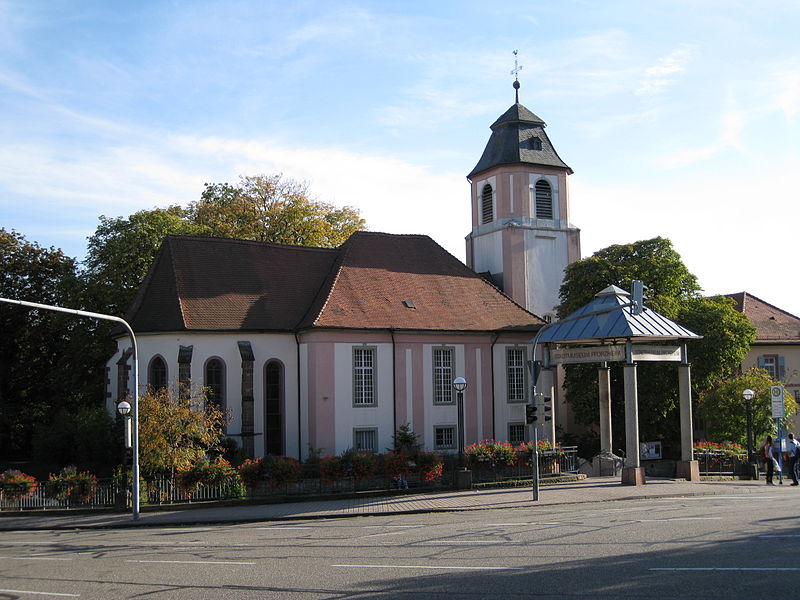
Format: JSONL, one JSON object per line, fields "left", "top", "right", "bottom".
{"left": 771, "top": 385, "right": 785, "bottom": 419}
{"left": 631, "top": 345, "right": 682, "bottom": 362}
{"left": 550, "top": 345, "right": 625, "bottom": 365}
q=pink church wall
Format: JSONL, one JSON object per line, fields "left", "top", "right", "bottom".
{"left": 306, "top": 341, "right": 335, "bottom": 454}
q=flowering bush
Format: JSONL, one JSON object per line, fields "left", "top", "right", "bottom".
{"left": 382, "top": 450, "right": 413, "bottom": 480}
{"left": 319, "top": 456, "right": 344, "bottom": 482}
{"left": 320, "top": 451, "right": 379, "bottom": 482}
{"left": 46, "top": 466, "right": 98, "bottom": 504}
{"left": 263, "top": 455, "right": 301, "bottom": 487}
{"left": 464, "top": 440, "right": 517, "bottom": 468}
{"left": 693, "top": 441, "right": 746, "bottom": 456}
{"left": 414, "top": 452, "right": 444, "bottom": 482}
{"left": 238, "top": 458, "right": 263, "bottom": 489}
{"left": 0, "top": 469, "right": 38, "bottom": 500}
{"left": 176, "top": 457, "right": 244, "bottom": 498}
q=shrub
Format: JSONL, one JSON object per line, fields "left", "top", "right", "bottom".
{"left": 414, "top": 451, "right": 444, "bottom": 482}
{"left": 176, "top": 457, "right": 244, "bottom": 499}
{"left": 0, "top": 469, "right": 38, "bottom": 500}
{"left": 320, "top": 451, "right": 378, "bottom": 482}
{"left": 263, "top": 455, "right": 301, "bottom": 487}
{"left": 238, "top": 457, "right": 263, "bottom": 489}
{"left": 46, "top": 466, "right": 98, "bottom": 504}
{"left": 464, "top": 439, "right": 517, "bottom": 468}
{"left": 693, "top": 441, "right": 745, "bottom": 456}
{"left": 382, "top": 450, "right": 412, "bottom": 479}
{"left": 319, "top": 456, "right": 344, "bottom": 482}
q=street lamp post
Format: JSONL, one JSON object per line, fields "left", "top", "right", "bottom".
{"left": 743, "top": 389, "right": 757, "bottom": 479}
{"left": 452, "top": 377, "right": 468, "bottom": 469}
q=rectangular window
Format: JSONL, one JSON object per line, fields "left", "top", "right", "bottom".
{"left": 509, "top": 423, "right": 526, "bottom": 445}
{"left": 759, "top": 355, "right": 785, "bottom": 380}
{"left": 434, "top": 426, "right": 456, "bottom": 450}
{"left": 433, "top": 348, "right": 454, "bottom": 404}
{"left": 353, "top": 428, "right": 377, "bottom": 452}
{"left": 353, "top": 347, "right": 376, "bottom": 406}
{"left": 506, "top": 347, "right": 527, "bottom": 403}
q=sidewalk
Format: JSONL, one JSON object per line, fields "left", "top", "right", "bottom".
{"left": 0, "top": 477, "right": 776, "bottom": 531}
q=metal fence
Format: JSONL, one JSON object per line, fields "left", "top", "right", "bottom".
{"left": 1, "top": 448, "right": 579, "bottom": 512}
{"left": 693, "top": 452, "right": 747, "bottom": 476}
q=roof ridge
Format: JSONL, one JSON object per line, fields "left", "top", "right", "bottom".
{"left": 296, "top": 241, "right": 352, "bottom": 329}
{"left": 729, "top": 291, "right": 800, "bottom": 321}
{"left": 163, "top": 233, "right": 338, "bottom": 253}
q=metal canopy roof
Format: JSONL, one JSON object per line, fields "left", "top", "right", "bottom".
{"left": 536, "top": 285, "right": 701, "bottom": 345}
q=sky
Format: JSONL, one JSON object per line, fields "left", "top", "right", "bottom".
{"left": 1, "top": 0, "right": 799, "bottom": 317}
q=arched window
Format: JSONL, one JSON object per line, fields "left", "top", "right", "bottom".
{"left": 481, "top": 183, "right": 493, "bottom": 224}
{"left": 535, "top": 179, "right": 553, "bottom": 220}
{"left": 148, "top": 356, "right": 167, "bottom": 391}
{"left": 204, "top": 358, "right": 225, "bottom": 411}
{"left": 264, "top": 361, "right": 284, "bottom": 456}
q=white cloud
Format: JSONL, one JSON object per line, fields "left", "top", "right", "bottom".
{"left": 776, "top": 71, "right": 800, "bottom": 122}
{"left": 636, "top": 44, "right": 695, "bottom": 96}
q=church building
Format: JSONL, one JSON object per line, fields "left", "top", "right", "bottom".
{"left": 105, "top": 90, "right": 581, "bottom": 460}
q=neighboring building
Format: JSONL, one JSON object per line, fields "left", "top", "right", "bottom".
{"left": 106, "top": 232, "right": 543, "bottom": 459}
{"left": 727, "top": 292, "right": 800, "bottom": 429}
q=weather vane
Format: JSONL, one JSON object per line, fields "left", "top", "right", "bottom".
{"left": 511, "top": 50, "right": 523, "bottom": 102}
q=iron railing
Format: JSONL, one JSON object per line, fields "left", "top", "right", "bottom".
{"left": 693, "top": 451, "right": 747, "bottom": 476}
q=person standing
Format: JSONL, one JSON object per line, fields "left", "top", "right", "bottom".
{"left": 788, "top": 433, "right": 800, "bottom": 486}
{"left": 762, "top": 435, "right": 776, "bottom": 485}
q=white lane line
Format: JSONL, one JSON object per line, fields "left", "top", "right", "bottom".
{"left": 125, "top": 559, "right": 255, "bottom": 565}
{"left": 653, "top": 496, "right": 780, "bottom": 501}
{"left": 360, "top": 531, "right": 412, "bottom": 538}
{"left": 155, "top": 527, "right": 214, "bottom": 532}
{"left": 651, "top": 567, "right": 800, "bottom": 571}
{"left": 363, "top": 525, "right": 421, "bottom": 529}
{"left": 487, "top": 522, "right": 561, "bottom": 526}
{"left": 0, "top": 589, "right": 79, "bottom": 597}
{"left": 424, "top": 540, "right": 504, "bottom": 544}
{"left": 332, "top": 564, "right": 522, "bottom": 571}
{"left": 760, "top": 535, "right": 800, "bottom": 538}
{"left": 0, "top": 556, "right": 74, "bottom": 561}
{"left": 627, "top": 517, "right": 723, "bottom": 522}
{"left": 255, "top": 526, "right": 313, "bottom": 530}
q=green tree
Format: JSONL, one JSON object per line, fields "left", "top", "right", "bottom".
{"left": 557, "top": 237, "right": 754, "bottom": 451}
{"left": 83, "top": 206, "right": 206, "bottom": 317}
{"left": 189, "top": 174, "right": 365, "bottom": 248}
{"left": 698, "top": 369, "right": 797, "bottom": 446}
{"left": 0, "top": 229, "right": 86, "bottom": 457}
{"left": 137, "top": 386, "right": 227, "bottom": 477}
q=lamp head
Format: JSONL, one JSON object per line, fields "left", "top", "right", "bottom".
{"left": 452, "top": 377, "right": 467, "bottom": 392}
{"left": 117, "top": 400, "right": 132, "bottom": 416}
{"left": 743, "top": 389, "right": 755, "bottom": 401}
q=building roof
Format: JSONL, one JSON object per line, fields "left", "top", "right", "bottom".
{"left": 126, "top": 232, "right": 543, "bottom": 334}
{"left": 726, "top": 292, "right": 800, "bottom": 343}
{"left": 536, "top": 285, "right": 700, "bottom": 344}
{"left": 468, "top": 102, "right": 572, "bottom": 179}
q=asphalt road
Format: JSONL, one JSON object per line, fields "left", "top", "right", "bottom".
{"left": 2, "top": 489, "right": 799, "bottom": 599}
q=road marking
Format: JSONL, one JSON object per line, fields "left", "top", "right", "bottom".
{"left": 332, "top": 564, "right": 522, "bottom": 571}
{"left": 651, "top": 567, "right": 800, "bottom": 571}
{"left": 0, "top": 556, "right": 74, "bottom": 561}
{"left": 628, "top": 517, "right": 723, "bottom": 522}
{"left": 255, "top": 526, "right": 313, "bottom": 530}
{"left": 488, "top": 522, "right": 561, "bottom": 526}
{"left": 363, "top": 525, "right": 421, "bottom": 529}
{"left": 760, "top": 535, "right": 800, "bottom": 538}
{"left": 0, "top": 589, "right": 79, "bottom": 597}
{"left": 360, "top": 531, "right": 412, "bottom": 538}
{"left": 125, "top": 559, "right": 255, "bottom": 565}
{"left": 424, "top": 540, "right": 504, "bottom": 544}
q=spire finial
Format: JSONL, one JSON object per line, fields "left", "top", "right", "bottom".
{"left": 511, "top": 50, "right": 523, "bottom": 103}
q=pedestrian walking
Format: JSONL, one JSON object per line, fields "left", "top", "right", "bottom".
{"left": 788, "top": 433, "right": 800, "bottom": 486}
{"left": 761, "top": 435, "right": 778, "bottom": 485}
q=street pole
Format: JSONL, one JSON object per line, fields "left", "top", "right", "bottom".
{"left": 457, "top": 389, "right": 465, "bottom": 469}
{"left": 0, "top": 296, "right": 141, "bottom": 521}
{"left": 532, "top": 427, "right": 540, "bottom": 501}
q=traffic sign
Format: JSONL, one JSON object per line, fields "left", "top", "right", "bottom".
{"left": 771, "top": 385, "right": 785, "bottom": 419}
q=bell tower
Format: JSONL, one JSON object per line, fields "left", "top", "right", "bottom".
{"left": 465, "top": 80, "right": 580, "bottom": 320}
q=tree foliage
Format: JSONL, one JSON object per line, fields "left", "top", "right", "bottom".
{"left": 188, "top": 174, "right": 365, "bottom": 247}
{"left": 698, "top": 369, "right": 797, "bottom": 446}
{"left": 137, "top": 386, "right": 227, "bottom": 476}
{"left": 557, "top": 237, "right": 755, "bottom": 451}
{"left": 0, "top": 229, "right": 87, "bottom": 457}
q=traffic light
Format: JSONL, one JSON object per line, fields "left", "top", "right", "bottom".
{"left": 541, "top": 395, "right": 552, "bottom": 422}
{"left": 526, "top": 402, "right": 537, "bottom": 424}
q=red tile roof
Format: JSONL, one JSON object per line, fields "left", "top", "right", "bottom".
{"left": 726, "top": 292, "right": 800, "bottom": 343}
{"left": 127, "top": 232, "right": 542, "bottom": 334}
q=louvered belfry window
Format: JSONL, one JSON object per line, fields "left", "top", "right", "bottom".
{"left": 481, "top": 183, "right": 493, "bottom": 224}
{"left": 535, "top": 179, "right": 553, "bottom": 220}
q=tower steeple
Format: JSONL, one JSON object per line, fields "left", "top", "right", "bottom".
{"left": 465, "top": 83, "right": 581, "bottom": 320}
